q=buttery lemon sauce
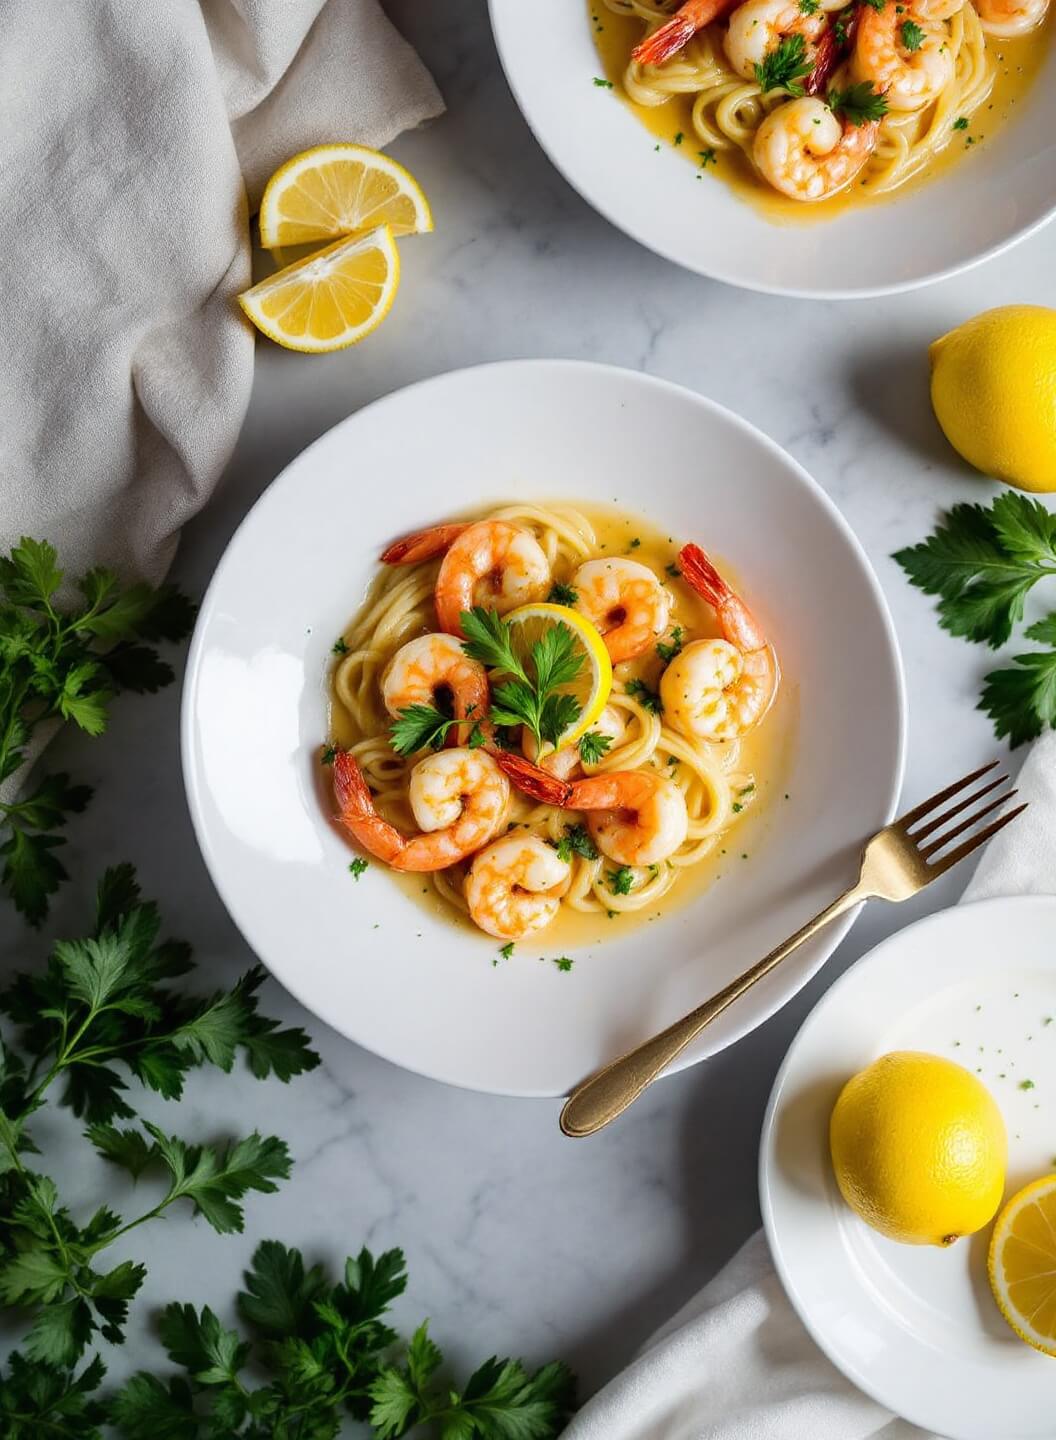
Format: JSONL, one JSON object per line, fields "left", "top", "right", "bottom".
{"left": 329, "top": 503, "right": 795, "bottom": 955}
{"left": 590, "top": 2, "right": 1051, "bottom": 224}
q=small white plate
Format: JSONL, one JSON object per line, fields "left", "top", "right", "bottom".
{"left": 181, "top": 359, "right": 904, "bottom": 1096}
{"left": 761, "top": 896, "right": 1056, "bottom": 1440}
{"left": 488, "top": 0, "right": 1056, "bottom": 297}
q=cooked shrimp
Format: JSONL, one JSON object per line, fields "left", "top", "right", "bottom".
{"left": 573, "top": 559, "right": 671, "bottom": 664}
{"left": 632, "top": 0, "right": 740, "bottom": 65}
{"left": 464, "top": 834, "right": 571, "bottom": 940}
{"left": 753, "top": 97, "right": 879, "bottom": 201}
{"left": 724, "top": 0, "right": 842, "bottom": 82}
{"left": 333, "top": 748, "right": 509, "bottom": 872}
{"left": 381, "top": 634, "right": 489, "bottom": 747}
{"left": 974, "top": 0, "right": 1047, "bottom": 35}
{"left": 853, "top": 1, "right": 953, "bottom": 109}
{"left": 380, "top": 523, "right": 469, "bottom": 565}
{"left": 660, "top": 544, "right": 778, "bottom": 741}
{"left": 425, "top": 521, "right": 553, "bottom": 636}
{"left": 524, "top": 705, "right": 629, "bottom": 779}
{"left": 495, "top": 754, "right": 689, "bottom": 867}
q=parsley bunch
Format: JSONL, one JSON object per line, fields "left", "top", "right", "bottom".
{"left": 0, "top": 538, "right": 194, "bottom": 924}
{"left": 461, "top": 609, "right": 584, "bottom": 751}
{"left": 0, "top": 865, "right": 318, "bottom": 1371}
{"left": 894, "top": 492, "right": 1056, "bottom": 746}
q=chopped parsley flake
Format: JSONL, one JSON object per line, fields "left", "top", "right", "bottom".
{"left": 952, "top": 115, "right": 969, "bottom": 129}
{"left": 656, "top": 626, "right": 684, "bottom": 663}
{"left": 608, "top": 866, "right": 635, "bottom": 896}
{"left": 552, "top": 956, "right": 574, "bottom": 972}
{"left": 321, "top": 744, "right": 338, "bottom": 766}
{"left": 665, "top": 562, "right": 682, "bottom": 578}
{"left": 674, "top": 131, "right": 684, "bottom": 145}
{"left": 548, "top": 580, "right": 579, "bottom": 607}
{"left": 1020, "top": 1079, "right": 1036, "bottom": 1090}
{"left": 593, "top": 76, "right": 614, "bottom": 88}
{"left": 629, "top": 537, "right": 641, "bottom": 549}
{"left": 827, "top": 81, "right": 889, "bottom": 124}
{"left": 500, "top": 942, "right": 515, "bottom": 960}
{"left": 578, "top": 730, "right": 613, "bottom": 766}
{"left": 699, "top": 147, "right": 717, "bottom": 167}
{"left": 900, "top": 18, "right": 925, "bottom": 49}
{"left": 626, "top": 678, "right": 662, "bottom": 714}
{"left": 348, "top": 857, "right": 368, "bottom": 879}
{"left": 555, "top": 823, "right": 599, "bottom": 863}
{"left": 332, "top": 636, "right": 349, "bottom": 655}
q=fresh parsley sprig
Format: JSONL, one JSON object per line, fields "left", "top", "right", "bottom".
{"left": 554, "top": 824, "right": 599, "bottom": 863}
{"left": 895, "top": 493, "right": 1056, "bottom": 746}
{"left": 755, "top": 34, "right": 812, "bottom": 95}
{"left": 0, "top": 538, "right": 194, "bottom": 924}
{"left": 827, "top": 80, "right": 888, "bottom": 124}
{"left": 462, "top": 607, "right": 584, "bottom": 751}
{"left": 390, "top": 703, "right": 482, "bottom": 757}
{"left": 577, "top": 731, "right": 613, "bottom": 766}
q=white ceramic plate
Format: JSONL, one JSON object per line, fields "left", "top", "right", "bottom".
{"left": 761, "top": 896, "right": 1056, "bottom": 1440}
{"left": 488, "top": 0, "right": 1056, "bottom": 298}
{"left": 181, "top": 359, "right": 904, "bottom": 1096}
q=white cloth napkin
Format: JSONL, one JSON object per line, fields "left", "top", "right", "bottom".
{"left": 564, "top": 732, "right": 1056, "bottom": 1440}
{"left": 0, "top": 0, "right": 442, "bottom": 586}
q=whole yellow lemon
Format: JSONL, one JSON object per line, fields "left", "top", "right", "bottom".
{"left": 930, "top": 305, "right": 1056, "bottom": 493}
{"left": 829, "top": 1051, "right": 1007, "bottom": 1247}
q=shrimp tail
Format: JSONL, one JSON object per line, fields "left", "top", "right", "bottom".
{"left": 678, "top": 543, "right": 731, "bottom": 607}
{"left": 380, "top": 522, "right": 469, "bottom": 566}
{"left": 632, "top": 0, "right": 735, "bottom": 65}
{"left": 333, "top": 750, "right": 373, "bottom": 818}
{"left": 493, "top": 751, "right": 574, "bottom": 807}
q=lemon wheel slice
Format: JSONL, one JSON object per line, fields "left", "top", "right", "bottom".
{"left": 238, "top": 226, "right": 399, "bottom": 354}
{"left": 504, "top": 603, "right": 612, "bottom": 753}
{"left": 989, "top": 1173, "right": 1056, "bottom": 1355}
{"left": 258, "top": 144, "right": 433, "bottom": 249}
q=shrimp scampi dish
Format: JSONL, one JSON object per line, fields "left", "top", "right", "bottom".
{"left": 327, "top": 503, "right": 784, "bottom": 947}
{"left": 592, "top": 0, "right": 1050, "bottom": 213}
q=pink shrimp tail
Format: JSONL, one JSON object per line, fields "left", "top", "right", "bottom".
{"left": 632, "top": 0, "right": 735, "bottom": 65}
{"left": 678, "top": 543, "right": 730, "bottom": 607}
{"left": 493, "top": 752, "right": 573, "bottom": 807}
{"left": 333, "top": 751, "right": 375, "bottom": 821}
{"left": 380, "top": 522, "right": 469, "bottom": 566}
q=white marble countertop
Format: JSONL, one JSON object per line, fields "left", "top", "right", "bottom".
{"left": 5, "top": 0, "right": 1056, "bottom": 1414}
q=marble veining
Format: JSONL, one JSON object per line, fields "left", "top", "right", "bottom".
{"left": 1, "top": 0, "right": 1054, "bottom": 1406}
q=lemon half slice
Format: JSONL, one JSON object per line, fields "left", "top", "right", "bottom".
{"left": 238, "top": 226, "right": 399, "bottom": 354}
{"left": 989, "top": 1174, "right": 1056, "bottom": 1355}
{"left": 504, "top": 603, "right": 612, "bottom": 753}
{"left": 259, "top": 144, "right": 433, "bottom": 249}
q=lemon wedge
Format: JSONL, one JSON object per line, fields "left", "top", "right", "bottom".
{"left": 989, "top": 1174, "right": 1056, "bottom": 1355}
{"left": 258, "top": 144, "right": 433, "bottom": 249}
{"left": 505, "top": 603, "right": 612, "bottom": 753}
{"left": 238, "top": 226, "right": 399, "bottom": 354}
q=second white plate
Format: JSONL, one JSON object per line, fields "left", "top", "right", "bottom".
{"left": 761, "top": 895, "right": 1056, "bottom": 1440}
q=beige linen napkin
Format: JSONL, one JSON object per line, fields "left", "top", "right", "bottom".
{"left": 563, "top": 733, "right": 1056, "bottom": 1440}
{"left": 0, "top": 0, "right": 442, "bottom": 586}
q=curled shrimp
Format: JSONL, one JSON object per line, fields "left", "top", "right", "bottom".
{"left": 632, "top": 0, "right": 741, "bottom": 65}
{"left": 753, "top": 96, "right": 879, "bottom": 201}
{"left": 382, "top": 519, "right": 550, "bottom": 637}
{"left": 573, "top": 558, "right": 671, "bottom": 664}
{"left": 381, "top": 634, "right": 489, "bottom": 749}
{"left": 853, "top": 1, "right": 953, "bottom": 110}
{"left": 660, "top": 544, "right": 778, "bottom": 741}
{"left": 496, "top": 754, "right": 689, "bottom": 867}
{"left": 334, "top": 748, "right": 509, "bottom": 872}
{"left": 974, "top": 0, "right": 1047, "bottom": 34}
{"left": 724, "top": 0, "right": 843, "bottom": 81}
{"left": 464, "top": 834, "right": 571, "bottom": 940}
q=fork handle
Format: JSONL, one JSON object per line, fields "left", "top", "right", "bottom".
{"left": 559, "top": 883, "right": 869, "bottom": 1137}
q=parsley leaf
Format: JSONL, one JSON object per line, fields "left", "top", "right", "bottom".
{"left": 554, "top": 824, "right": 599, "bottom": 863}
{"left": 547, "top": 581, "right": 579, "bottom": 607}
{"left": 608, "top": 866, "right": 636, "bottom": 896}
{"left": 900, "top": 17, "right": 925, "bottom": 48}
{"left": 626, "top": 678, "right": 662, "bottom": 714}
{"left": 656, "top": 626, "right": 684, "bottom": 663}
{"left": 979, "top": 615, "right": 1056, "bottom": 747}
{"left": 755, "top": 34, "right": 812, "bottom": 94}
{"left": 953, "top": 115, "right": 969, "bottom": 129}
{"left": 390, "top": 703, "right": 464, "bottom": 756}
{"left": 349, "top": 857, "right": 369, "bottom": 879}
{"left": 577, "top": 730, "right": 613, "bottom": 766}
{"left": 893, "top": 495, "right": 1056, "bottom": 648}
{"left": 827, "top": 80, "right": 889, "bottom": 123}
{"left": 499, "top": 942, "right": 515, "bottom": 960}
{"left": 465, "top": 608, "right": 585, "bottom": 750}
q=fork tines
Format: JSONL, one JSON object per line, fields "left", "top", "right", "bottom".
{"left": 902, "top": 760, "right": 1027, "bottom": 871}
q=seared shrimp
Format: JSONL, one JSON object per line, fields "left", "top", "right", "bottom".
{"left": 496, "top": 754, "right": 689, "bottom": 867}
{"left": 853, "top": 1, "right": 953, "bottom": 109}
{"left": 573, "top": 559, "right": 671, "bottom": 664}
{"left": 464, "top": 834, "right": 571, "bottom": 940}
{"left": 753, "top": 97, "right": 879, "bottom": 200}
{"left": 632, "top": 0, "right": 741, "bottom": 66}
{"left": 974, "top": 0, "right": 1047, "bottom": 34}
{"left": 660, "top": 544, "right": 778, "bottom": 741}
{"left": 334, "top": 748, "right": 509, "bottom": 872}
{"left": 383, "top": 520, "right": 550, "bottom": 637}
{"left": 381, "top": 634, "right": 489, "bottom": 747}
{"left": 724, "top": 0, "right": 842, "bottom": 81}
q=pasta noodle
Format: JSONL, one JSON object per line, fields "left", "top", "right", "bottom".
{"left": 329, "top": 503, "right": 762, "bottom": 930}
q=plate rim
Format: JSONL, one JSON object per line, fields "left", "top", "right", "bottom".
{"left": 759, "top": 893, "right": 1056, "bottom": 1440}
{"left": 486, "top": 0, "right": 1056, "bottom": 300}
{"left": 180, "top": 357, "right": 907, "bottom": 1096}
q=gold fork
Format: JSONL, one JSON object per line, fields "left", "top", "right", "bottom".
{"left": 560, "top": 761, "right": 1027, "bottom": 1138}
